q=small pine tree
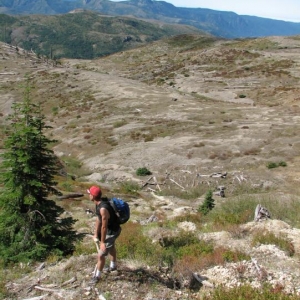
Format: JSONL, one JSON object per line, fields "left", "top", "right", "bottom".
{"left": 0, "top": 79, "right": 78, "bottom": 264}
{"left": 198, "top": 190, "right": 215, "bottom": 215}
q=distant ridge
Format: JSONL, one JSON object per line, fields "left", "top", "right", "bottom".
{"left": 1, "top": 0, "right": 300, "bottom": 37}
{"left": 0, "top": 11, "right": 205, "bottom": 59}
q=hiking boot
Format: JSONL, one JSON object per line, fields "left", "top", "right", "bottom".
{"left": 89, "top": 276, "right": 100, "bottom": 285}
{"left": 103, "top": 266, "right": 117, "bottom": 273}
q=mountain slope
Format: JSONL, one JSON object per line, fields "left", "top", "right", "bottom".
{"left": 0, "top": 10, "right": 205, "bottom": 58}
{"left": 1, "top": 0, "right": 300, "bottom": 38}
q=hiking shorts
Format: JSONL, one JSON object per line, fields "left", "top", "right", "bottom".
{"left": 99, "top": 227, "right": 121, "bottom": 256}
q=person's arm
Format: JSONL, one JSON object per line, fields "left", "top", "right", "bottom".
{"left": 100, "top": 207, "right": 110, "bottom": 251}
{"left": 93, "top": 218, "right": 101, "bottom": 241}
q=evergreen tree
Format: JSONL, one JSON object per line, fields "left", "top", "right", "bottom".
{"left": 198, "top": 190, "right": 215, "bottom": 215}
{"left": 0, "top": 79, "right": 78, "bottom": 263}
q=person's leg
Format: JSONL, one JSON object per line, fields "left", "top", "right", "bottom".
{"left": 109, "top": 245, "right": 116, "bottom": 263}
{"left": 108, "top": 245, "right": 117, "bottom": 269}
{"left": 98, "top": 252, "right": 106, "bottom": 271}
{"left": 94, "top": 251, "right": 107, "bottom": 279}
{"left": 104, "top": 228, "right": 121, "bottom": 270}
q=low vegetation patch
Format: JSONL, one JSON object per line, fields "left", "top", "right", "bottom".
{"left": 202, "top": 284, "right": 300, "bottom": 300}
{"left": 267, "top": 161, "right": 287, "bottom": 169}
{"left": 251, "top": 230, "right": 295, "bottom": 256}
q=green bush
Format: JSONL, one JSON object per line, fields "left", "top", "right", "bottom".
{"left": 136, "top": 167, "right": 152, "bottom": 176}
{"left": 267, "top": 162, "right": 278, "bottom": 169}
{"left": 267, "top": 161, "right": 287, "bottom": 169}
{"left": 222, "top": 249, "right": 250, "bottom": 262}
{"left": 278, "top": 161, "right": 287, "bottom": 167}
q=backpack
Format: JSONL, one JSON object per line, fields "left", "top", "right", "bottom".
{"left": 109, "top": 197, "right": 130, "bottom": 224}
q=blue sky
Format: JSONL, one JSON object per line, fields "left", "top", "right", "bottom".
{"left": 111, "top": 0, "right": 300, "bottom": 22}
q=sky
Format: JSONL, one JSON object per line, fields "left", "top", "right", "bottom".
{"left": 111, "top": 0, "right": 300, "bottom": 23}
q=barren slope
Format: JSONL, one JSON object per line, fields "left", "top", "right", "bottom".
{"left": 1, "top": 35, "right": 300, "bottom": 299}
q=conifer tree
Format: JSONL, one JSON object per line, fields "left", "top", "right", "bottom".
{"left": 0, "top": 79, "right": 78, "bottom": 263}
{"left": 198, "top": 190, "right": 215, "bottom": 215}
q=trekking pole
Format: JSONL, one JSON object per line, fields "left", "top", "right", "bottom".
{"left": 94, "top": 238, "right": 100, "bottom": 253}
{"left": 93, "top": 237, "right": 100, "bottom": 277}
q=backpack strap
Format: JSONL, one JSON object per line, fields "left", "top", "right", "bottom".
{"left": 96, "top": 199, "right": 120, "bottom": 232}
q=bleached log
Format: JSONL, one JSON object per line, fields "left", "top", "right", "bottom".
{"left": 34, "top": 286, "right": 60, "bottom": 292}
{"left": 141, "top": 176, "right": 153, "bottom": 188}
{"left": 153, "top": 176, "right": 161, "bottom": 191}
{"left": 22, "top": 296, "right": 49, "bottom": 300}
{"left": 192, "top": 178, "right": 196, "bottom": 187}
{"left": 169, "top": 178, "right": 185, "bottom": 190}
{"left": 210, "top": 172, "right": 227, "bottom": 178}
{"left": 61, "top": 276, "right": 77, "bottom": 287}
{"left": 254, "top": 204, "right": 271, "bottom": 221}
{"left": 251, "top": 258, "right": 261, "bottom": 273}
{"left": 235, "top": 175, "right": 241, "bottom": 183}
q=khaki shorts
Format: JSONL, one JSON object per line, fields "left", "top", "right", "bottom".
{"left": 99, "top": 227, "right": 121, "bottom": 256}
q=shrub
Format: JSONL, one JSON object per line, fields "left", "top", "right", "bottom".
{"left": 278, "top": 161, "right": 287, "bottom": 167}
{"left": 136, "top": 167, "right": 152, "bottom": 176}
{"left": 221, "top": 248, "right": 250, "bottom": 262}
{"left": 267, "top": 161, "right": 287, "bottom": 169}
{"left": 267, "top": 162, "right": 278, "bottom": 169}
{"left": 116, "top": 222, "right": 159, "bottom": 264}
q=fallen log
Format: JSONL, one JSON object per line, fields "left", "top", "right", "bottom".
{"left": 153, "top": 176, "right": 161, "bottom": 191}
{"left": 169, "top": 178, "right": 185, "bottom": 190}
{"left": 141, "top": 176, "right": 153, "bottom": 188}
{"left": 22, "top": 295, "right": 49, "bottom": 300}
{"left": 61, "top": 276, "right": 77, "bottom": 287}
{"left": 34, "top": 285, "right": 60, "bottom": 292}
{"left": 56, "top": 193, "right": 84, "bottom": 200}
{"left": 210, "top": 172, "right": 227, "bottom": 178}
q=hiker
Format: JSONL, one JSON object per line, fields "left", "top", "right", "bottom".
{"left": 87, "top": 185, "right": 121, "bottom": 285}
